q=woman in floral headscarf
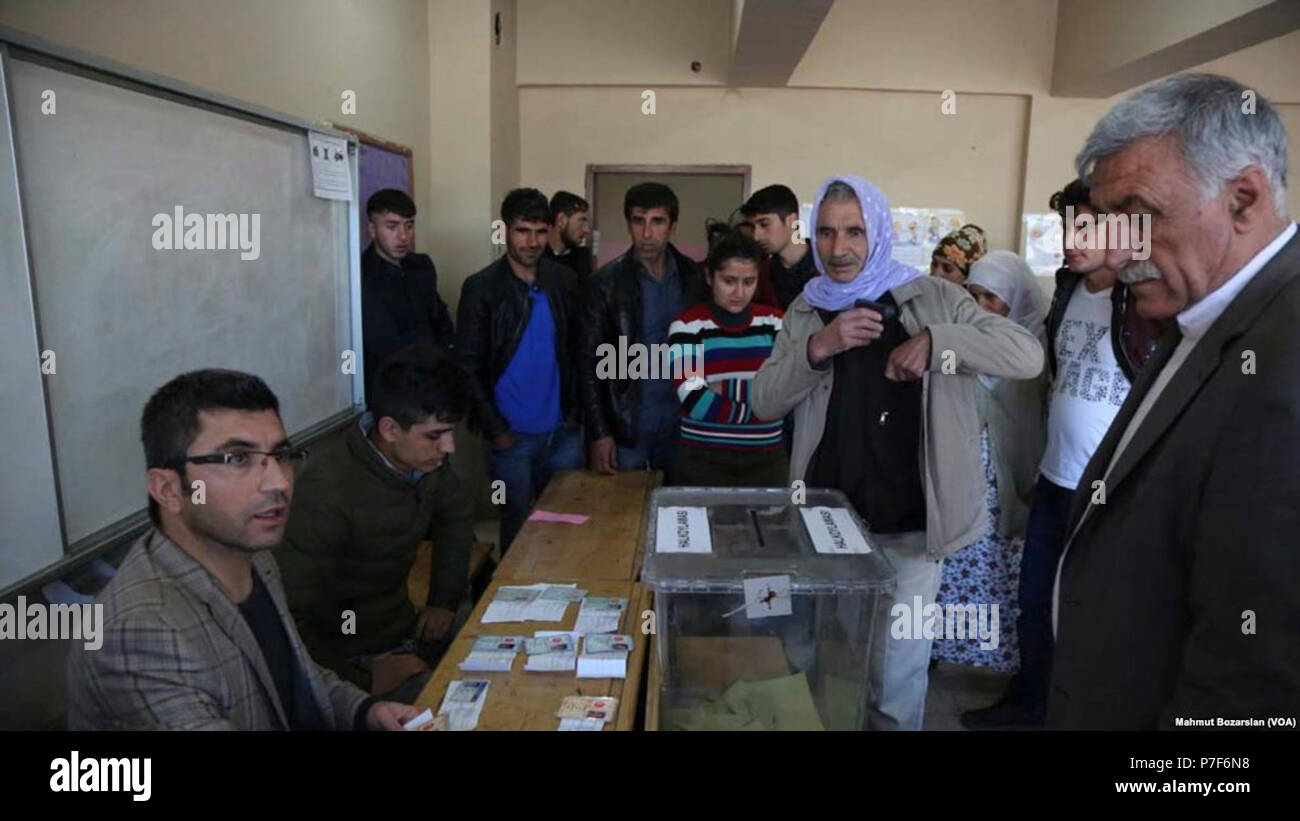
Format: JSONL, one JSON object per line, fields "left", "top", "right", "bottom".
{"left": 929, "top": 223, "right": 988, "bottom": 285}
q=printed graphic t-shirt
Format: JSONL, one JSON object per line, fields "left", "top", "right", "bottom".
{"left": 1039, "top": 286, "right": 1130, "bottom": 490}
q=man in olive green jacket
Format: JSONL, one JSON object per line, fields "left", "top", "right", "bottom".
{"left": 751, "top": 176, "right": 1043, "bottom": 730}
{"left": 277, "top": 349, "right": 476, "bottom": 701}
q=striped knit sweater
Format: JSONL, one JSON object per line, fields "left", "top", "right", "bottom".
{"left": 666, "top": 301, "right": 784, "bottom": 451}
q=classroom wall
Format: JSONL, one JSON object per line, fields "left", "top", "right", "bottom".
{"left": 516, "top": 0, "right": 1300, "bottom": 257}
{"left": 521, "top": 86, "right": 1031, "bottom": 254}
{"left": 0, "top": 0, "right": 436, "bottom": 252}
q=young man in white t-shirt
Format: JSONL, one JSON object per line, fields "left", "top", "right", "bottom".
{"left": 962, "top": 180, "right": 1165, "bottom": 729}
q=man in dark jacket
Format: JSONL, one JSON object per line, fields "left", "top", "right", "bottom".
{"left": 580, "top": 182, "right": 706, "bottom": 478}
{"left": 458, "top": 189, "right": 584, "bottom": 553}
{"left": 544, "top": 190, "right": 594, "bottom": 286}
{"left": 1051, "top": 73, "right": 1298, "bottom": 728}
{"left": 277, "top": 349, "right": 475, "bottom": 702}
{"left": 963, "top": 178, "right": 1166, "bottom": 730}
{"left": 742, "top": 184, "right": 816, "bottom": 310}
{"left": 360, "top": 189, "right": 456, "bottom": 394}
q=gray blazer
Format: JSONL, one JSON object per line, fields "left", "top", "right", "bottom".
{"left": 67, "top": 528, "right": 370, "bottom": 730}
{"left": 1050, "top": 227, "right": 1300, "bottom": 729}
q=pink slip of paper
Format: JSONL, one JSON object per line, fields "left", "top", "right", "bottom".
{"left": 528, "top": 510, "right": 590, "bottom": 525}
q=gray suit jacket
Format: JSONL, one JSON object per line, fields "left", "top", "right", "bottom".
{"left": 1049, "top": 227, "right": 1300, "bottom": 729}
{"left": 67, "top": 528, "right": 371, "bottom": 730}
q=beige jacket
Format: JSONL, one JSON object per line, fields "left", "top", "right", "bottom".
{"left": 978, "top": 362, "right": 1049, "bottom": 539}
{"left": 751, "top": 275, "right": 1044, "bottom": 559}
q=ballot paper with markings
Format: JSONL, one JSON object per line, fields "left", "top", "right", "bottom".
{"left": 481, "top": 583, "right": 583, "bottom": 623}
{"left": 574, "top": 596, "right": 627, "bottom": 635}
{"left": 458, "top": 635, "right": 524, "bottom": 672}
{"left": 798, "top": 507, "right": 872, "bottom": 554}
{"left": 437, "top": 679, "right": 490, "bottom": 731}
{"left": 577, "top": 634, "right": 633, "bottom": 679}
{"left": 524, "top": 631, "right": 578, "bottom": 672}
{"left": 655, "top": 506, "right": 711, "bottom": 553}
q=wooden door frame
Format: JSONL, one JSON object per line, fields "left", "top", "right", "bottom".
{"left": 584, "top": 163, "right": 752, "bottom": 239}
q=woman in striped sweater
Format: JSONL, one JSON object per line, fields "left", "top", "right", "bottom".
{"left": 667, "top": 231, "right": 787, "bottom": 487}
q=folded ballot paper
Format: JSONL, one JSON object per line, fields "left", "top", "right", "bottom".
{"left": 481, "top": 583, "right": 586, "bottom": 623}
{"left": 573, "top": 596, "right": 627, "bottom": 635}
{"left": 524, "top": 631, "right": 578, "bottom": 672}
{"left": 458, "top": 634, "right": 524, "bottom": 673}
{"left": 577, "top": 634, "right": 633, "bottom": 679}
{"left": 437, "top": 679, "right": 490, "bottom": 731}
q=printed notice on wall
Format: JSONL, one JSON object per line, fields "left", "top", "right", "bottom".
{"left": 799, "top": 507, "right": 872, "bottom": 554}
{"left": 655, "top": 506, "right": 711, "bottom": 554}
{"left": 309, "top": 131, "right": 352, "bottom": 201}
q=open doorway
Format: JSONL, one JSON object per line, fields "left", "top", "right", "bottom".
{"left": 585, "top": 164, "right": 751, "bottom": 268}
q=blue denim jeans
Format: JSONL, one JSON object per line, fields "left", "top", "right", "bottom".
{"left": 487, "top": 423, "right": 584, "bottom": 553}
{"left": 1009, "top": 475, "right": 1075, "bottom": 710}
{"left": 867, "top": 530, "right": 944, "bottom": 731}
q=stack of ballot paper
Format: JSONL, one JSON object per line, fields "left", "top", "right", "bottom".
{"left": 481, "top": 583, "right": 586, "bottom": 623}
{"left": 523, "top": 632, "right": 577, "bottom": 672}
{"left": 577, "top": 634, "right": 633, "bottom": 679}
{"left": 573, "top": 596, "right": 627, "bottom": 634}
{"left": 555, "top": 696, "right": 618, "bottom": 731}
{"left": 437, "top": 679, "right": 490, "bottom": 731}
{"left": 458, "top": 634, "right": 524, "bottom": 673}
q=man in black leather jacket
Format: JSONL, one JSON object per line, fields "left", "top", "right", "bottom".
{"left": 456, "top": 188, "right": 583, "bottom": 552}
{"left": 579, "top": 182, "right": 706, "bottom": 479}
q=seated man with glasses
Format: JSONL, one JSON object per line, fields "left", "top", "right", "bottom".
{"left": 277, "top": 346, "right": 476, "bottom": 703}
{"left": 67, "top": 369, "right": 418, "bottom": 730}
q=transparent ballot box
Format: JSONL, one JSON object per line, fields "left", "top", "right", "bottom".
{"left": 642, "top": 487, "right": 896, "bottom": 731}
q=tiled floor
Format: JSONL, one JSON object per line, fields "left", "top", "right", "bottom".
{"left": 924, "top": 660, "right": 1015, "bottom": 730}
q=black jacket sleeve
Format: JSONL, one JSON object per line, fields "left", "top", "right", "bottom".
{"left": 424, "top": 258, "right": 456, "bottom": 352}
{"left": 578, "top": 275, "right": 612, "bottom": 442}
{"left": 455, "top": 274, "right": 511, "bottom": 439}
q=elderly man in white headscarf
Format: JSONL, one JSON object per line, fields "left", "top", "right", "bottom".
{"left": 752, "top": 176, "right": 1044, "bottom": 731}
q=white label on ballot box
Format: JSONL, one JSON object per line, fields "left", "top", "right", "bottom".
{"left": 799, "top": 507, "right": 872, "bottom": 554}
{"left": 656, "top": 506, "right": 711, "bottom": 553}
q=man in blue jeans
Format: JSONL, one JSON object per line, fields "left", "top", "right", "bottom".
{"left": 962, "top": 180, "right": 1163, "bottom": 728}
{"left": 457, "top": 188, "right": 584, "bottom": 553}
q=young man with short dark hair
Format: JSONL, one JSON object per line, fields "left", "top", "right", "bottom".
{"left": 361, "top": 188, "right": 456, "bottom": 393}
{"left": 68, "top": 370, "right": 417, "bottom": 730}
{"left": 277, "top": 348, "right": 476, "bottom": 702}
{"left": 458, "top": 188, "right": 584, "bottom": 552}
{"left": 742, "top": 184, "right": 815, "bottom": 310}
{"left": 579, "top": 182, "right": 707, "bottom": 477}
{"left": 545, "top": 190, "right": 593, "bottom": 285}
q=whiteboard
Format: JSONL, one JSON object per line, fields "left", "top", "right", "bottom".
{"left": 3, "top": 50, "right": 360, "bottom": 564}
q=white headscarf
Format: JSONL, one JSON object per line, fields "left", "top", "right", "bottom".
{"left": 967, "top": 250, "right": 1049, "bottom": 333}
{"left": 968, "top": 250, "right": 1048, "bottom": 390}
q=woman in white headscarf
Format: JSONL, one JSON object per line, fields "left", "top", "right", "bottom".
{"left": 931, "top": 250, "right": 1048, "bottom": 676}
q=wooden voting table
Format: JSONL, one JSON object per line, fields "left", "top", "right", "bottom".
{"left": 493, "top": 469, "right": 661, "bottom": 582}
{"left": 415, "top": 577, "right": 652, "bottom": 731}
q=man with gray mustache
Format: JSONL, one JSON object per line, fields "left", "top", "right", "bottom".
{"left": 1051, "top": 73, "right": 1300, "bottom": 729}
{"left": 753, "top": 175, "right": 1043, "bottom": 730}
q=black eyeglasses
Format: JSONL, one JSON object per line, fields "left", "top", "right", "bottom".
{"left": 173, "top": 448, "right": 308, "bottom": 475}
